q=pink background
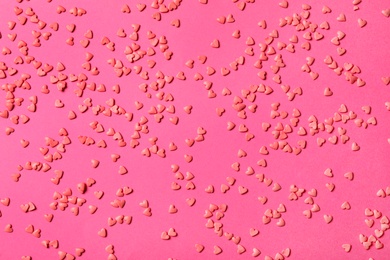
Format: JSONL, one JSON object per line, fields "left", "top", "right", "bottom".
{"left": 0, "top": 0, "right": 389, "bottom": 259}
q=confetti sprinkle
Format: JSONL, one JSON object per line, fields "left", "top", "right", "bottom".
{"left": 0, "top": 0, "right": 389, "bottom": 259}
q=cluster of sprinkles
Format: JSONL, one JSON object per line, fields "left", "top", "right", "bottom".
{"left": 0, "top": 0, "right": 389, "bottom": 259}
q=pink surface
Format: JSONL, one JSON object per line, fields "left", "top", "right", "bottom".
{"left": 0, "top": 0, "right": 389, "bottom": 259}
